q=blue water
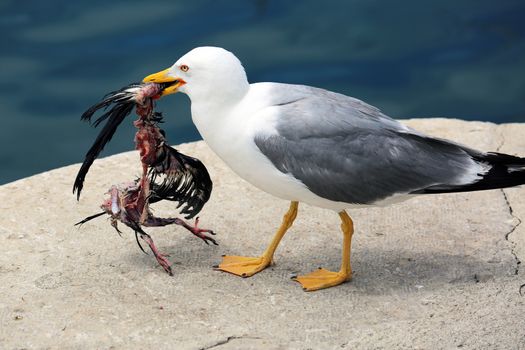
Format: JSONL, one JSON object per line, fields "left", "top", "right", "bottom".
{"left": 1, "top": 0, "right": 525, "bottom": 184}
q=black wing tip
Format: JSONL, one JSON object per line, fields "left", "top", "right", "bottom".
{"left": 479, "top": 152, "right": 525, "bottom": 166}
{"left": 416, "top": 152, "right": 525, "bottom": 194}
{"left": 74, "top": 99, "right": 135, "bottom": 200}
{"left": 73, "top": 176, "right": 83, "bottom": 200}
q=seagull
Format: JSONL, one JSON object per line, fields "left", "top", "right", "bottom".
{"left": 143, "top": 46, "right": 525, "bottom": 291}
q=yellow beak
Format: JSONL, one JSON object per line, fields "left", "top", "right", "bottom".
{"left": 142, "top": 68, "right": 184, "bottom": 96}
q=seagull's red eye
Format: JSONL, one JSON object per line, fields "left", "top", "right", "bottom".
{"left": 180, "top": 65, "right": 189, "bottom": 72}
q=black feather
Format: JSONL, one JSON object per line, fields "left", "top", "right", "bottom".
{"left": 73, "top": 103, "right": 133, "bottom": 199}
{"left": 134, "top": 230, "right": 148, "bottom": 254}
{"left": 74, "top": 211, "right": 106, "bottom": 226}
{"left": 125, "top": 220, "right": 149, "bottom": 254}
{"left": 80, "top": 83, "right": 142, "bottom": 123}
{"left": 416, "top": 152, "right": 525, "bottom": 194}
{"left": 148, "top": 146, "right": 212, "bottom": 219}
{"left": 73, "top": 84, "right": 141, "bottom": 200}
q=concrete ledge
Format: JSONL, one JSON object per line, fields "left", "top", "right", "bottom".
{"left": 1, "top": 118, "right": 524, "bottom": 349}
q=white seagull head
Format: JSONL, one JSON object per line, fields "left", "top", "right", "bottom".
{"left": 143, "top": 46, "right": 249, "bottom": 104}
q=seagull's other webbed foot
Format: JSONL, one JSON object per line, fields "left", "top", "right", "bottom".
{"left": 292, "top": 211, "right": 354, "bottom": 291}
{"left": 292, "top": 268, "right": 351, "bottom": 292}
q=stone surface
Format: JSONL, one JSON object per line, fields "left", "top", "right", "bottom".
{"left": 0, "top": 118, "right": 524, "bottom": 349}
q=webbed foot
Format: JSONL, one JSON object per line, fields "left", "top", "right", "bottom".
{"left": 215, "top": 255, "right": 271, "bottom": 277}
{"left": 292, "top": 268, "right": 351, "bottom": 291}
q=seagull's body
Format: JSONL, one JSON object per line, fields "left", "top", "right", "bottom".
{"left": 190, "top": 81, "right": 490, "bottom": 211}
{"left": 144, "top": 47, "right": 525, "bottom": 291}
{"left": 192, "top": 82, "right": 370, "bottom": 211}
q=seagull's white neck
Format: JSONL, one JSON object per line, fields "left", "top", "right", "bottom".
{"left": 186, "top": 82, "right": 250, "bottom": 141}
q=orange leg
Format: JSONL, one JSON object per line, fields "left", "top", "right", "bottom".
{"left": 293, "top": 211, "right": 354, "bottom": 291}
{"left": 216, "top": 201, "right": 298, "bottom": 277}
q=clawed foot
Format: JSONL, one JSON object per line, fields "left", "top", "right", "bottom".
{"left": 152, "top": 250, "right": 173, "bottom": 276}
{"left": 190, "top": 217, "right": 217, "bottom": 245}
{"left": 214, "top": 255, "right": 271, "bottom": 277}
{"left": 292, "top": 268, "right": 351, "bottom": 291}
{"left": 141, "top": 234, "right": 173, "bottom": 276}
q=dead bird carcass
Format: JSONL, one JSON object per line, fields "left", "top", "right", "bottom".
{"left": 73, "top": 82, "right": 216, "bottom": 275}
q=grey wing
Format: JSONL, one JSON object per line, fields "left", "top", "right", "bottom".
{"left": 254, "top": 85, "right": 486, "bottom": 205}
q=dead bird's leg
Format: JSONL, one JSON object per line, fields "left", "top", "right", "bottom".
{"left": 186, "top": 217, "right": 217, "bottom": 245}
{"left": 142, "top": 216, "right": 217, "bottom": 245}
{"left": 130, "top": 223, "right": 173, "bottom": 276}
{"left": 141, "top": 232, "right": 173, "bottom": 276}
